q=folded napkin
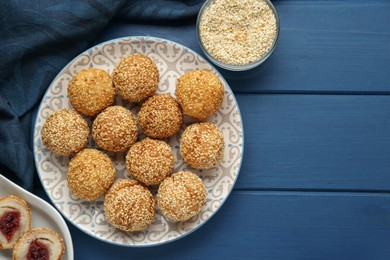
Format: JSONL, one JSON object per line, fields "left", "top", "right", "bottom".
{"left": 0, "top": 0, "right": 203, "bottom": 190}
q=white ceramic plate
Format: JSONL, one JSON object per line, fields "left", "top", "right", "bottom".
{"left": 0, "top": 175, "right": 73, "bottom": 259}
{"left": 33, "top": 36, "right": 244, "bottom": 247}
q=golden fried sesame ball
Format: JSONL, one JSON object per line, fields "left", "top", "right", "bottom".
{"left": 0, "top": 195, "right": 32, "bottom": 249}
{"left": 41, "top": 109, "right": 89, "bottom": 156}
{"left": 157, "top": 171, "right": 206, "bottom": 222}
{"left": 12, "top": 227, "right": 65, "bottom": 260}
{"left": 126, "top": 138, "right": 174, "bottom": 186}
{"left": 67, "top": 149, "right": 116, "bottom": 201}
{"left": 175, "top": 70, "right": 224, "bottom": 120}
{"left": 180, "top": 122, "right": 224, "bottom": 169}
{"left": 138, "top": 94, "right": 183, "bottom": 139}
{"left": 68, "top": 68, "right": 115, "bottom": 116}
{"left": 112, "top": 54, "right": 159, "bottom": 103}
{"left": 92, "top": 106, "right": 138, "bottom": 152}
{"left": 104, "top": 179, "right": 155, "bottom": 232}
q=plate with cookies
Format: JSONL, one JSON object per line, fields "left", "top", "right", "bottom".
{"left": 33, "top": 36, "right": 244, "bottom": 246}
{"left": 0, "top": 174, "right": 73, "bottom": 259}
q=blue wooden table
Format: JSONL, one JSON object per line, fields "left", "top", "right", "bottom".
{"left": 34, "top": 1, "right": 390, "bottom": 259}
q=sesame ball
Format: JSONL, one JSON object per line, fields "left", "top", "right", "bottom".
{"left": 41, "top": 109, "right": 89, "bottom": 156}
{"left": 157, "top": 171, "right": 206, "bottom": 222}
{"left": 0, "top": 195, "right": 32, "bottom": 249}
{"left": 180, "top": 122, "right": 224, "bottom": 169}
{"left": 92, "top": 106, "right": 138, "bottom": 152}
{"left": 67, "top": 149, "right": 116, "bottom": 201}
{"left": 104, "top": 179, "right": 155, "bottom": 232}
{"left": 175, "top": 70, "right": 224, "bottom": 120}
{"left": 112, "top": 54, "right": 159, "bottom": 103}
{"left": 138, "top": 94, "right": 183, "bottom": 139}
{"left": 126, "top": 138, "right": 174, "bottom": 186}
{"left": 68, "top": 68, "right": 115, "bottom": 116}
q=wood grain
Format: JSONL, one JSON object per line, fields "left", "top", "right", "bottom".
{"left": 62, "top": 190, "right": 390, "bottom": 260}
{"left": 220, "top": 0, "right": 390, "bottom": 93}
{"left": 235, "top": 94, "right": 390, "bottom": 191}
{"left": 97, "top": 1, "right": 390, "bottom": 93}
{"left": 62, "top": 1, "right": 390, "bottom": 259}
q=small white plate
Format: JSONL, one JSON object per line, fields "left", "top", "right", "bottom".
{"left": 33, "top": 36, "right": 244, "bottom": 247}
{"left": 0, "top": 174, "right": 73, "bottom": 260}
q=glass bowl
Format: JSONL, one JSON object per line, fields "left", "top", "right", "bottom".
{"left": 196, "top": 0, "right": 280, "bottom": 71}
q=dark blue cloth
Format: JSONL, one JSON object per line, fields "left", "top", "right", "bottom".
{"left": 0, "top": 0, "right": 203, "bottom": 190}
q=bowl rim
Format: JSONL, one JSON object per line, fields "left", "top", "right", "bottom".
{"left": 196, "top": 0, "right": 280, "bottom": 71}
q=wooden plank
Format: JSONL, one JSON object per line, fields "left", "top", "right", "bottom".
{"left": 234, "top": 94, "right": 390, "bottom": 191}
{"left": 57, "top": 189, "right": 390, "bottom": 260}
{"left": 222, "top": 0, "right": 390, "bottom": 93}
{"left": 96, "top": 1, "right": 390, "bottom": 93}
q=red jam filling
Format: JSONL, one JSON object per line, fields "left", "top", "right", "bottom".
{"left": 0, "top": 210, "right": 20, "bottom": 242}
{"left": 27, "top": 239, "right": 49, "bottom": 260}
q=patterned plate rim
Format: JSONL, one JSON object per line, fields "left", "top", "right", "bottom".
{"left": 33, "top": 36, "right": 245, "bottom": 247}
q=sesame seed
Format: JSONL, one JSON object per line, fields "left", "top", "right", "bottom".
{"left": 126, "top": 138, "right": 174, "bottom": 186}
{"left": 0, "top": 195, "right": 31, "bottom": 249}
{"left": 104, "top": 179, "right": 156, "bottom": 232}
{"left": 41, "top": 109, "right": 89, "bottom": 156}
{"left": 67, "top": 148, "right": 116, "bottom": 201}
{"left": 199, "top": 0, "right": 278, "bottom": 65}
{"left": 176, "top": 70, "right": 224, "bottom": 120}
{"left": 138, "top": 94, "right": 183, "bottom": 139}
{"left": 12, "top": 227, "right": 65, "bottom": 260}
{"left": 157, "top": 171, "right": 206, "bottom": 222}
{"left": 180, "top": 122, "right": 224, "bottom": 169}
{"left": 41, "top": 47, "right": 231, "bottom": 231}
{"left": 68, "top": 68, "right": 115, "bottom": 116}
{"left": 112, "top": 54, "right": 159, "bottom": 103}
{"left": 92, "top": 106, "right": 138, "bottom": 152}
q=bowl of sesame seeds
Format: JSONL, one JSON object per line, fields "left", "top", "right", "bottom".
{"left": 197, "top": 0, "right": 280, "bottom": 71}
